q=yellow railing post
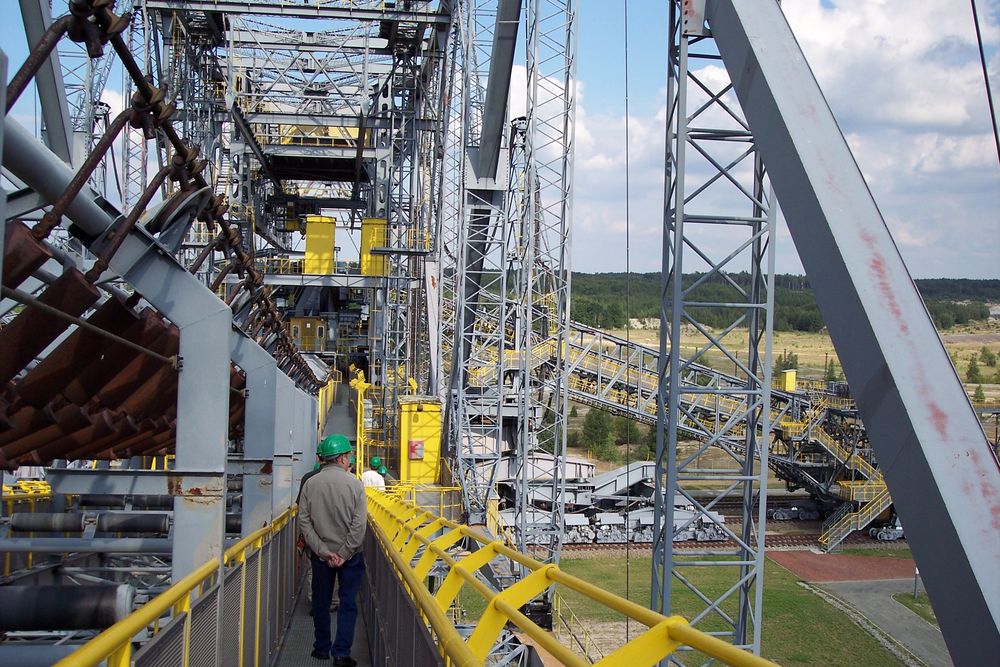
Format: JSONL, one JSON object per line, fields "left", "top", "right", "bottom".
{"left": 366, "top": 491, "right": 782, "bottom": 667}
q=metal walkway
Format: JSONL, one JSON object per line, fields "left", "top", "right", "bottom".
{"left": 274, "top": 589, "right": 372, "bottom": 667}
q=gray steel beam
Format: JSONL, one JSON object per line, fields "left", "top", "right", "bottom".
{"left": 143, "top": 0, "right": 450, "bottom": 22}
{"left": 271, "top": 372, "right": 297, "bottom": 513}
{"left": 705, "top": 1, "right": 1000, "bottom": 662}
{"left": 0, "top": 538, "right": 172, "bottom": 553}
{"left": 244, "top": 111, "right": 438, "bottom": 132}
{"left": 18, "top": 0, "right": 73, "bottom": 163}
{"left": 477, "top": 0, "right": 522, "bottom": 179}
{"left": 223, "top": 55, "right": 393, "bottom": 75}
{"left": 224, "top": 273, "right": 415, "bottom": 289}
{"left": 2, "top": 117, "right": 230, "bottom": 581}
{"left": 4, "top": 187, "right": 48, "bottom": 219}
{"left": 225, "top": 30, "right": 389, "bottom": 53}
{"left": 254, "top": 143, "right": 378, "bottom": 161}
{"left": 46, "top": 469, "right": 222, "bottom": 497}
{"left": 230, "top": 105, "right": 283, "bottom": 191}
{"left": 230, "top": 329, "right": 280, "bottom": 533}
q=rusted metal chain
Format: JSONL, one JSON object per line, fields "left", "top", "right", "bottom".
{"left": 86, "top": 164, "right": 176, "bottom": 282}
{"left": 17, "top": 0, "right": 321, "bottom": 391}
{"left": 32, "top": 108, "right": 135, "bottom": 240}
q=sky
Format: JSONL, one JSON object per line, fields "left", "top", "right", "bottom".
{"left": 572, "top": 0, "right": 1000, "bottom": 279}
{"left": 3, "top": 1, "right": 998, "bottom": 278}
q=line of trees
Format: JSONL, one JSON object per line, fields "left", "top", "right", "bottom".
{"left": 571, "top": 272, "right": 997, "bottom": 332}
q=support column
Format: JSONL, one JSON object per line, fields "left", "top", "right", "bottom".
{"left": 18, "top": 0, "right": 72, "bottom": 163}
{"left": 705, "top": 1, "right": 1000, "bottom": 660}
{"left": 272, "top": 373, "right": 296, "bottom": 512}
{"left": 2, "top": 117, "right": 230, "bottom": 580}
{"left": 231, "top": 331, "right": 279, "bottom": 533}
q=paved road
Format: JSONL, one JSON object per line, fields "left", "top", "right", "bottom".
{"left": 820, "top": 579, "right": 953, "bottom": 667}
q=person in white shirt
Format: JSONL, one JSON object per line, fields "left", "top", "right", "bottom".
{"left": 360, "top": 456, "right": 386, "bottom": 489}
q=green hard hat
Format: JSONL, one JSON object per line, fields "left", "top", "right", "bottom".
{"left": 370, "top": 456, "right": 382, "bottom": 468}
{"left": 378, "top": 466, "right": 387, "bottom": 475}
{"left": 317, "top": 434, "right": 351, "bottom": 459}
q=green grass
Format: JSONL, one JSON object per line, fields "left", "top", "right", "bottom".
{"left": 840, "top": 546, "right": 913, "bottom": 559}
{"left": 548, "top": 555, "right": 904, "bottom": 667}
{"left": 893, "top": 592, "right": 938, "bottom": 628}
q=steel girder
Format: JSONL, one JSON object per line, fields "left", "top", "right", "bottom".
{"left": 704, "top": 1, "right": 1000, "bottom": 663}
{"left": 18, "top": 0, "right": 73, "bottom": 163}
{"left": 5, "top": 118, "right": 235, "bottom": 581}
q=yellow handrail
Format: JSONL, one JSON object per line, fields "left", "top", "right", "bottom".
{"left": 53, "top": 507, "right": 295, "bottom": 667}
{"left": 367, "top": 492, "right": 779, "bottom": 667}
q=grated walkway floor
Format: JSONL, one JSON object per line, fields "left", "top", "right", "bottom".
{"left": 275, "top": 591, "right": 372, "bottom": 667}
{"left": 321, "top": 390, "right": 356, "bottom": 439}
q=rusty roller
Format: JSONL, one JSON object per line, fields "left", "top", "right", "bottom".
{"left": 62, "top": 309, "right": 165, "bottom": 406}
{"left": 94, "top": 323, "right": 177, "bottom": 406}
{"left": 0, "top": 404, "right": 92, "bottom": 463}
{"left": 15, "top": 295, "right": 142, "bottom": 408}
{"left": 117, "top": 365, "right": 178, "bottom": 420}
{"left": 94, "top": 324, "right": 177, "bottom": 409}
{"left": 127, "top": 431, "right": 175, "bottom": 458}
{"left": 0, "top": 585, "right": 134, "bottom": 631}
{"left": 0, "top": 269, "right": 101, "bottom": 386}
{"left": 2, "top": 409, "right": 114, "bottom": 463}
{"left": 57, "top": 415, "right": 140, "bottom": 462}
{"left": 9, "top": 513, "right": 86, "bottom": 532}
{"left": 2, "top": 220, "right": 54, "bottom": 290}
{"left": 104, "top": 418, "right": 170, "bottom": 458}
{"left": 78, "top": 495, "right": 235, "bottom": 510}
{"left": 0, "top": 405, "right": 58, "bottom": 447}
{"left": 96, "top": 512, "right": 171, "bottom": 534}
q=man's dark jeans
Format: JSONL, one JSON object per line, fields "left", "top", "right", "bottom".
{"left": 310, "top": 551, "right": 366, "bottom": 657}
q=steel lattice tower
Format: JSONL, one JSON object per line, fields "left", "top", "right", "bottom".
{"left": 652, "top": 1, "right": 776, "bottom": 659}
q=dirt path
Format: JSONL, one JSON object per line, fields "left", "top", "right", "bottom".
{"left": 768, "top": 550, "right": 917, "bottom": 582}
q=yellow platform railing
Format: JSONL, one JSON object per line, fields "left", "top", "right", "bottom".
{"left": 367, "top": 492, "right": 779, "bottom": 667}
{"left": 53, "top": 508, "right": 296, "bottom": 667}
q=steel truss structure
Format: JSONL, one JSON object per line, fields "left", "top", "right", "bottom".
{"left": 446, "top": 0, "right": 574, "bottom": 571}
{"left": 5, "top": 1, "right": 999, "bottom": 663}
{"left": 653, "top": 1, "right": 775, "bottom": 658}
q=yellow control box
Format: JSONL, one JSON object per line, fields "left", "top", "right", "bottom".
{"left": 304, "top": 215, "right": 336, "bottom": 274}
{"left": 360, "top": 217, "right": 387, "bottom": 276}
{"left": 398, "top": 396, "right": 441, "bottom": 483}
{"left": 780, "top": 369, "right": 797, "bottom": 392}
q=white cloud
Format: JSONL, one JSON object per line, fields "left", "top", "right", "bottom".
{"left": 569, "top": 0, "right": 1000, "bottom": 278}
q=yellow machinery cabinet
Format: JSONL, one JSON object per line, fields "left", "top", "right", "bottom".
{"left": 360, "top": 217, "right": 387, "bottom": 276}
{"left": 304, "top": 215, "right": 336, "bottom": 274}
{"left": 780, "top": 369, "right": 797, "bottom": 392}
{"left": 289, "top": 316, "right": 326, "bottom": 353}
{"left": 398, "top": 396, "right": 441, "bottom": 484}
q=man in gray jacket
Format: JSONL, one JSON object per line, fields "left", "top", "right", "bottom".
{"left": 299, "top": 434, "right": 367, "bottom": 664}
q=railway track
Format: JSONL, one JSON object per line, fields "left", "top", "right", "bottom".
{"left": 561, "top": 530, "right": 888, "bottom": 553}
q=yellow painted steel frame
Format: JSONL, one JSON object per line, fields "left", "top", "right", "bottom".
{"left": 52, "top": 508, "right": 295, "bottom": 667}
{"left": 367, "top": 492, "right": 780, "bottom": 667}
